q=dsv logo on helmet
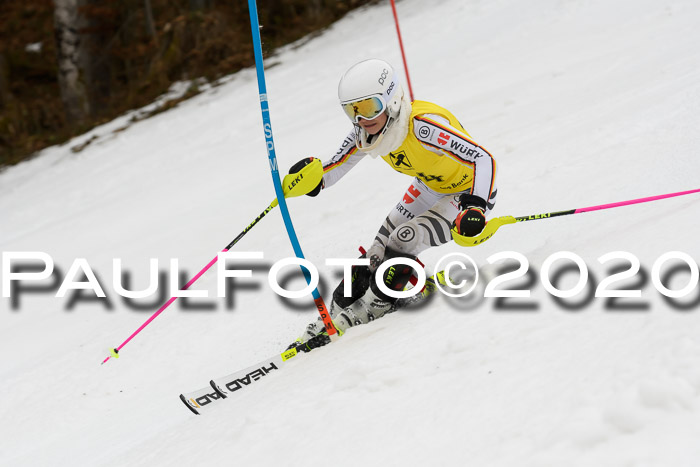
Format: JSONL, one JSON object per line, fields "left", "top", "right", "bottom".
{"left": 378, "top": 68, "right": 389, "bottom": 85}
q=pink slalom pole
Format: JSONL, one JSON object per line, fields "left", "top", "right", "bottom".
{"left": 101, "top": 251, "right": 226, "bottom": 365}
{"left": 575, "top": 188, "right": 700, "bottom": 214}
{"left": 101, "top": 201, "right": 279, "bottom": 364}
{"left": 515, "top": 187, "right": 700, "bottom": 223}
{"left": 454, "top": 187, "right": 700, "bottom": 247}
{"left": 390, "top": 0, "right": 415, "bottom": 101}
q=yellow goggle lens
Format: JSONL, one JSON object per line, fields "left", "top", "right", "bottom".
{"left": 341, "top": 96, "right": 386, "bottom": 122}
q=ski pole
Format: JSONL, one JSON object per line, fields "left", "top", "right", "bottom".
{"left": 101, "top": 161, "right": 324, "bottom": 364}
{"left": 452, "top": 187, "right": 700, "bottom": 247}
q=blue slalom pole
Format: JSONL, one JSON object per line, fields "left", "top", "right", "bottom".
{"left": 247, "top": 0, "right": 337, "bottom": 335}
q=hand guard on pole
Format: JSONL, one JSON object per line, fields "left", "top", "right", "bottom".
{"left": 288, "top": 157, "right": 323, "bottom": 197}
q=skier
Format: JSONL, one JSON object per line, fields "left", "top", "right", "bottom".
{"left": 288, "top": 58, "right": 497, "bottom": 350}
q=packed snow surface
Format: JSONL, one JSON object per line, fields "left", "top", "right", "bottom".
{"left": 2, "top": 0, "right": 700, "bottom": 465}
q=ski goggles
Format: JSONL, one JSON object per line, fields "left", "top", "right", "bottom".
{"left": 341, "top": 96, "right": 386, "bottom": 123}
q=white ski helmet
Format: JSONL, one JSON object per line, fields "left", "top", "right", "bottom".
{"left": 338, "top": 59, "right": 407, "bottom": 153}
{"left": 338, "top": 59, "right": 403, "bottom": 122}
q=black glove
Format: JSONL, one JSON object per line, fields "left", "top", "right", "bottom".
{"left": 289, "top": 157, "right": 322, "bottom": 197}
{"left": 370, "top": 247, "right": 418, "bottom": 303}
{"left": 453, "top": 194, "right": 487, "bottom": 237}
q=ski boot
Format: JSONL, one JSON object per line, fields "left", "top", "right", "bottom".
{"left": 339, "top": 247, "right": 417, "bottom": 322}
{"left": 286, "top": 248, "right": 422, "bottom": 350}
{"left": 286, "top": 253, "right": 371, "bottom": 350}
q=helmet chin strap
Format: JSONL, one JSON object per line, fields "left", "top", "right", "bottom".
{"left": 363, "top": 116, "right": 390, "bottom": 141}
{"left": 354, "top": 114, "right": 394, "bottom": 156}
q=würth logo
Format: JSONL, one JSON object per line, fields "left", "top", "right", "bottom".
{"left": 449, "top": 140, "right": 483, "bottom": 159}
{"left": 403, "top": 185, "right": 421, "bottom": 204}
{"left": 437, "top": 132, "right": 451, "bottom": 145}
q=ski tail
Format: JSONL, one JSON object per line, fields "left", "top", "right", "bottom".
{"left": 179, "top": 386, "right": 225, "bottom": 415}
{"left": 179, "top": 348, "right": 299, "bottom": 415}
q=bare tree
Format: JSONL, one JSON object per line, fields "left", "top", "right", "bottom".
{"left": 189, "top": 0, "right": 210, "bottom": 11}
{"left": 144, "top": 0, "right": 158, "bottom": 45}
{"left": 0, "top": 54, "right": 11, "bottom": 110}
{"left": 308, "top": 0, "right": 322, "bottom": 21}
{"left": 53, "top": 0, "right": 90, "bottom": 124}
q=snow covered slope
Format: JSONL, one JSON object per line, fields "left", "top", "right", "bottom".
{"left": 2, "top": 0, "right": 700, "bottom": 465}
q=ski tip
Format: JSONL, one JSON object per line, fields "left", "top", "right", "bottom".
{"left": 180, "top": 394, "right": 200, "bottom": 415}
